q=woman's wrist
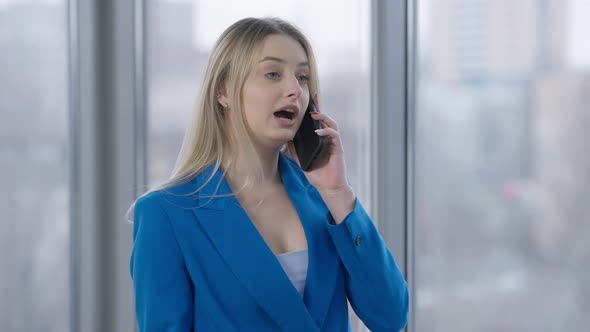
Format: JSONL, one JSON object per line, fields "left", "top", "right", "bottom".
{"left": 319, "top": 186, "right": 356, "bottom": 225}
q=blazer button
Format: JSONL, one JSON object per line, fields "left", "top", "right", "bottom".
{"left": 355, "top": 235, "right": 362, "bottom": 246}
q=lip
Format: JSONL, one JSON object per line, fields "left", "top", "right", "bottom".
{"left": 273, "top": 115, "right": 297, "bottom": 127}
{"left": 273, "top": 103, "right": 300, "bottom": 119}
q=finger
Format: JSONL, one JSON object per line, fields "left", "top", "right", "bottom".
{"left": 310, "top": 112, "right": 338, "bottom": 130}
{"left": 315, "top": 127, "right": 343, "bottom": 148}
{"left": 316, "top": 127, "right": 344, "bottom": 153}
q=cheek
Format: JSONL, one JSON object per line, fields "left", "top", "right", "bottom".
{"left": 243, "top": 86, "right": 273, "bottom": 122}
{"left": 241, "top": 95, "right": 268, "bottom": 129}
{"left": 241, "top": 85, "right": 258, "bottom": 116}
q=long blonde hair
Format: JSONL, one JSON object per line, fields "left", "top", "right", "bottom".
{"left": 128, "top": 17, "right": 320, "bottom": 220}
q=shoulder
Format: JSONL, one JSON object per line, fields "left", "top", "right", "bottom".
{"left": 131, "top": 180, "right": 203, "bottom": 237}
{"left": 137, "top": 180, "right": 198, "bottom": 208}
{"left": 132, "top": 191, "right": 179, "bottom": 226}
{"left": 134, "top": 166, "right": 218, "bottom": 216}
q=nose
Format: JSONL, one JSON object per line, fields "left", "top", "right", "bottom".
{"left": 284, "top": 74, "right": 304, "bottom": 99}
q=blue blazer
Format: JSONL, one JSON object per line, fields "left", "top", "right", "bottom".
{"left": 130, "top": 153, "right": 409, "bottom": 331}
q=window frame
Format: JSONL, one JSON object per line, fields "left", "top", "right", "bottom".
{"left": 68, "top": 0, "right": 413, "bottom": 331}
{"left": 370, "top": 0, "right": 414, "bottom": 331}
{"left": 68, "top": 0, "right": 143, "bottom": 331}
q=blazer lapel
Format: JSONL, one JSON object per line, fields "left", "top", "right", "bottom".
{"left": 192, "top": 162, "right": 320, "bottom": 331}
{"left": 279, "top": 154, "right": 340, "bottom": 330}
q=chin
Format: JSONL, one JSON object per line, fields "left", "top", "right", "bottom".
{"left": 267, "top": 134, "right": 294, "bottom": 149}
{"left": 273, "top": 128, "right": 297, "bottom": 139}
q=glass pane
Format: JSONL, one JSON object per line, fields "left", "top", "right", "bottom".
{"left": 415, "top": 0, "right": 590, "bottom": 330}
{"left": 147, "top": 1, "right": 371, "bottom": 330}
{"left": 0, "top": 1, "right": 70, "bottom": 331}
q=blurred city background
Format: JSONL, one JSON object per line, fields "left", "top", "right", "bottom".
{"left": 0, "top": 0, "right": 588, "bottom": 331}
{"left": 415, "top": 1, "right": 589, "bottom": 331}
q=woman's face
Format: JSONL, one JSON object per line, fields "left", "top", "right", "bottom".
{"left": 239, "top": 34, "right": 311, "bottom": 150}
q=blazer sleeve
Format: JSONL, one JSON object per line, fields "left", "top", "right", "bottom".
{"left": 326, "top": 198, "right": 409, "bottom": 332}
{"left": 130, "top": 194, "right": 193, "bottom": 331}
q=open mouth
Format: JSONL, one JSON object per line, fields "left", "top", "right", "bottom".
{"left": 273, "top": 109, "right": 295, "bottom": 121}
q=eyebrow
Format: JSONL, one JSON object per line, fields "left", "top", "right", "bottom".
{"left": 258, "top": 56, "right": 309, "bottom": 67}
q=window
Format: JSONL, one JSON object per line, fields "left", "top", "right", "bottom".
{"left": 415, "top": 0, "right": 590, "bottom": 330}
{"left": 147, "top": 1, "right": 372, "bottom": 330}
{"left": 0, "top": 1, "right": 70, "bottom": 331}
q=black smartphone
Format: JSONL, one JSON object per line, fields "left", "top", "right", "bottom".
{"left": 293, "top": 96, "right": 325, "bottom": 171}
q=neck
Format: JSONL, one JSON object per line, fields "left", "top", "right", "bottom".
{"left": 223, "top": 145, "right": 283, "bottom": 194}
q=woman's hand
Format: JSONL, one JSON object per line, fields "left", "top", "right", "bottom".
{"left": 287, "top": 95, "right": 356, "bottom": 223}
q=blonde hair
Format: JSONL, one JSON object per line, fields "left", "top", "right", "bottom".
{"left": 127, "top": 17, "right": 320, "bottom": 220}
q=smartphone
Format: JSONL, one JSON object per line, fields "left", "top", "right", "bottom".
{"left": 293, "top": 96, "right": 325, "bottom": 171}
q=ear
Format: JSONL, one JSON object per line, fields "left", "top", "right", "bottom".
{"left": 216, "top": 81, "right": 230, "bottom": 108}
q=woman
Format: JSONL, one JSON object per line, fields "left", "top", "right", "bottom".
{"left": 130, "top": 17, "right": 409, "bottom": 332}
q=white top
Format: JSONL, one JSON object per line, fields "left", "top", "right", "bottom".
{"left": 276, "top": 249, "right": 309, "bottom": 297}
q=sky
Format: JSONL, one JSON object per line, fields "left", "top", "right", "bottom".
{"left": 568, "top": 0, "right": 590, "bottom": 68}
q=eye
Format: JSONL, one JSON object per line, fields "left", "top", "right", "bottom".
{"left": 297, "top": 75, "right": 310, "bottom": 84}
{"left": 265, "top": 72, "right": 281, "bottom": 80}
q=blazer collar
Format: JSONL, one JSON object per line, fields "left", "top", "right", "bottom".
{"left": 191, "top": 153, "right": 340, "bottom": 331}
{"left": 193, "top": 153, "right": 308, "bottom": 210}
